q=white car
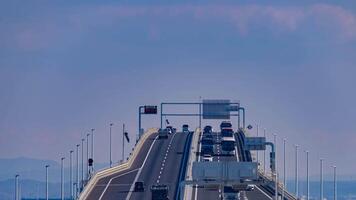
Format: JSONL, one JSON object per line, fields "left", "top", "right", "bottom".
{"left": 246, "top": 184, "right": 255, "bottom": 191}
{"left": 202, "top": 154, "right": 213, "bottom": 162}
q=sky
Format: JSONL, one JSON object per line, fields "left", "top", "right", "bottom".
{"left": 1, "top": 0, "right": 356, "bottom": 180}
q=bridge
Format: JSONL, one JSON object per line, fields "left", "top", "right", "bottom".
{"left": 77, "top": 100, "right": 298, "bottom": 200}
{"left": 12, "top": 99, "right": 335, "bottom": 200}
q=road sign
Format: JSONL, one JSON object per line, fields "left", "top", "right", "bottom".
{"left": 144, "top": 106, "right": 157, "bottom": 114}
{"left": 244, "top": 137, "right": 266, "bottom": 150}
{"left": 192, "top": 161, "right": 258, "bottom": 181}
{"left": 202, "top": 99, "right": 231, "bottom": 119}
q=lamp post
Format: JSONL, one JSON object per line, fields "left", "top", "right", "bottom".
{"left": 320, "top": 158, "right": 324, "bottom": 200}
{"left": 15, "top": 174, "right": 19, "bottom": 200}
{"left": 306, "top": 150, "right": 309, "bottom": 200}
{"left": 282, "top": 139, "right": 286, "bottom": 200}
{"left": 86, "top": 133, "right": 89, "bottom": 180}
{"left": 60, "top": 157, "right": 65, "bottom": 200}
{"left": 263, "top": 128, "right": 266, "bottom": 174}
{"left": 273, "top": 133, "right": 278, "bottom": 200}
{"left": 333, "top": 165, "right": 337, "bottom": 200}
{"left": 122, "top": 123, "right": 125, "bottom": 161}
{"left": 295, "top": 145, "right": 299, "bottom": 198}
{"left": 91, "top": 128, "right": 95, "bottom": 171}
{"left": 76, "top": 144, "right": 80, "bottom": 198}
{"left": 81, "top": 138, "right": 84, "bottom": 190}
{"left": 69, "top": 150, "right": 73, "bottom": 200}
{"left": 45, "top": 165, "right": 49, "bottom": 200}
{"left": 256, "top": 124, "right": 259, "bottom": 165}
{"left": 110, "top": 123, "right": 113, "bottom": 167}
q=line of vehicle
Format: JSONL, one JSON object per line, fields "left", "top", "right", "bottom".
{"left": 125, "top": 135, "right": 159, "bottom": 200}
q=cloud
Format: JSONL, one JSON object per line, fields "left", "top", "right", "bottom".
{"left": 3, "top": 3, "right": 356, "bottom": 51}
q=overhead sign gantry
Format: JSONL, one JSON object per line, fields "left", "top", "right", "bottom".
{"left": 160, "top": 99, "right": 245, "bottom": 129}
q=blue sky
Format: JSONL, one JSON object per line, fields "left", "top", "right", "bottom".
{"left": 1, "top": 0, "right": 356, "bottom": 179}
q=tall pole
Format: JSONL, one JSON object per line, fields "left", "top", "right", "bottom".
{"left": 282, "top": 139, "right": 286, "bottom": 200}
{"left": 15, "top": 174, "right": 19, "bottom": 200}
{"left": 76, "top": 144, "right": 80, "bottom": 198}
{"left": 333, "top": 166, "right": 337, "bottom": 200}
{"left": 273, "top": 134, "right": 277, "bottom": 200}
{"left": 69, "top": 150, "right": 73, "bottom": 200}
{"left": 199, "top": 101, "right": 202, "bottom": 130}
{"left": 256, "top": 124, "right": 259, "bottom": 165}
{"left": 295, "top": 145, "right": 299, "bottom": 198}
{"left": 263, "top": 129, "right": 266, "bottom": 174}
{"left": 81, "top": 138, "right": 84, "bottom": 190}
{"left": 91, "top": 128, "right": 95, "bottom": 172}
{"left": 110, "top": 123, "right": 113, "bottom": 167}
{"left": 320, "top": 158, "right": 324, "bottom": 200}
{"left": 306, "top": 150, "right": 310, "bottom": 200}
{"left": 86, "top": 133, "right": 89, "bottom": 181}
{"left": 45, "top": 165, "right": 49, "bottom": 200}
{"left": 139, "top": 106, "right": 142, "bottom": 140}
{"left": 61, "top": 157, "right": 65, "bottom": 200}
{"left": 122, "top": 123, "right": 125, "bottom": 161}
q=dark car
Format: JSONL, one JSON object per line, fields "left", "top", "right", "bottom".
{"left": 134, "top": 181, "right": 144, "bottom": 192}
{"left": 182, "top": 124, "right": 189, "bottom": 132}
{"left": 166, "top": 126, "right": 174, "bottom": 134}
{"left": 151, "top": 184, "right": 169, "bottom": 200}
{"left": 201, "top": 145, "right": 214, "bottom": 155}
{"left": 221, "top": 128, "right": 234, "bottom": 137}
{"left": 220, "top": 121, "right": 232, "bottom": 130}
{"left": 203, "top": 125, "right": 213, "bottom": 134}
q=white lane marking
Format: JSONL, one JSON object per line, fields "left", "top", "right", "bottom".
{"left": 155, "top": 132, "right": 178, "bottom": 183}
{"left": 125, "top": 135, "right": 159, "bottom": 200}
{"left": 98, "top": 168, "right": 139, "bottom": 200}
{"left": 255, "top": 186, "right": 273, "bottom": 200}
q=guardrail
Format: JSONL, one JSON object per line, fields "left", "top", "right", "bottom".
{"left": 259, "top": 171, "right": 297, "bottom": 200}
{"left": 78, "top": 128, "right": 158, "bottom": 200}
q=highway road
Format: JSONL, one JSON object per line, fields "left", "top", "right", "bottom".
{"left": 192, "top": 129, "right": 275, "bottom": 200}
{"left": 86, "top": 131, "right": 191, "bottom": 200}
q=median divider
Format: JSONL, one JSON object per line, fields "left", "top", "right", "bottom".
{"left": 79, "top": 128, "right": 158, "bottom": 200}
{"left": 183, "top": 128, "right": 201, "bottom": 200}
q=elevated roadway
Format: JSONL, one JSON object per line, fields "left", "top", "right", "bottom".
{"left": 83, "top": 130, "right": 192, "bottom": 200}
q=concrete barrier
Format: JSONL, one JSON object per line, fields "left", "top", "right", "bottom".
{"left": 78, "top": 128, "right": 158, "bottom": 200}
{"left": 183, "top": 128, "right": 201, "bottom": 200}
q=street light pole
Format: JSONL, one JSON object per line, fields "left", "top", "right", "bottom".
{"left": 263, "top": 128, "right": 266, "bottom": 174}
{"left": 295, "top": 145, "right": 299, "bottom": 198}
{"left": 320, "top": 158, "right": 324, "bottom": 200}
{"left": 91, "top": 128, "right": 95, "bottom": 172}
{"left": 256, "top": 124, "right": 259, "bottom": 165}
{"left": 60, "top": 157, "right": 65, "bottom": 200}
{"left": 306, "top": 150, "right": 309, "bottom": 200}
{"left": 333, "top": 165, "right": 337, "bottom": 200}
{"left": 86, "top": 133, "right": 89, "bottom": 181}
{"left": 110, "top": 123, "right": 113, "bottom": 167}
{"left": 45, "top": 165, "right": 49, "bottom": 200}
{"left": 69, "top": 150, "right": 73, "bottom": 200}
{"left": 122, "top": 123, "right": 125, "bottom": 162}
{"left": 282, "top": 139, "right": 286, "bottom": 200}
{"left": 76, "top": 144, "right": 80, "bottom": 198}
{"left": 15, "top": 174, "right": 19, "bottom": 200}
{"left": 81, "top": 138, "right": 84, "bottom": 190}
{"left": 273, "top": 133, "right": 278, "bottom": 200}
